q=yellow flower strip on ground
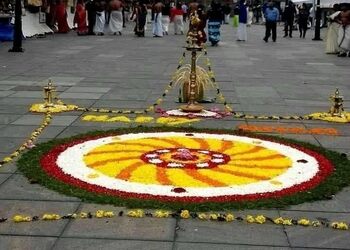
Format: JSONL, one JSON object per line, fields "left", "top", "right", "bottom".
{"left": 82, "top": 135, "right": 292, "bottom": 187}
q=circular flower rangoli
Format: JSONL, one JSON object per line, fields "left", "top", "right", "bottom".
{"left": 40, "top": 132, "right": 334, "bottom": 203}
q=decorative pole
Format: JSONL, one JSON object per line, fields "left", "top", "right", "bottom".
{"left": 312, "top": 0, "right": 322, "bottom": 41}
{"left": 179, "top": 11, "right": 204, "bottom": 113}
{"left": 329, "top": 89, "right": 344, "bottom": 117}
{"left": 9, "top": 0, "right": 24, "bottom": 52}
{"left": 43, "top": 80, "right": 56, "bottom": 107}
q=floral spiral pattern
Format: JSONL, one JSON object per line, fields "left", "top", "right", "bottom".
{"left": 41, "top": 132, "right": 334, "bottom": 202}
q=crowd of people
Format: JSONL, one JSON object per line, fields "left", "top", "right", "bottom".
{"left": 28, "top": 0, "right": 349, "bottom": 55}
{"left": 47, "top": 0, "right": 189, "bottom": 36}
{"left": 44, "top": 0, "right": 229, "bottom": 45}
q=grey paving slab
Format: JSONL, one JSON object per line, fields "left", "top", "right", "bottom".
{"left": 92, "top": 100, "right": 147, "bottom": 109}
{"left": 0, "top": 236, "right": 57, "bottom": 250}
{"left": 9, "top": 91, "right": 45, "bottom": 98}
{"left": 264, "top": 133, "right": 321, "bottom": 146}
{"left": 0, "top": 125, "right": 66, "bottom": 139}
{"left": 63, "top": 204, "right": 176, "bottom": 240}
{"left": 65, "top": 86, "right": 111, "bottom": 93}
{"left": 60, "top": 98, "right": 97, "bottom": 107}
{"left": 12, "top": 114, "right": 79, "bottom": 126}
{"left": 0, "top": 105, "right": 29, "bottom": 115}
{"left": 51, "top": 49, "right": 81, "bottom": 55}
{"left": 0, "top": 174, "right": 80, "bottom": 201}
{"left": 239, "top": 97, "right": 287, "bottom": 105}
{"left": 0, "top": 173, "right": 11, "bottom": 185}
{"left": 11, "top": 86, "right": 46, "bottom": 91}
{"left": 314, "top": 135, "right": 350, "bottom": 149}
{"left": 96, "top": 53, "right": 125, "bottom": 59}
{"left": 55, "top": 126, "right": 115, "bottom": 138}
{"left": 176, "top": 220, "right": 289, "bottom": 246}
{"left": 53, "top": 238, "right": 173, "bottom": 250}
{"left": 0, "top": 160, "right": 17, "bottom": 173}
{"left": 284, "top": 99, "right": 330, "bottom": 107}
{"left": 0, "top": 97, "right": 42, "bottom": 106}
{"left": 0, "top": 85, "right": 15, "bottom": 90}
{"left": 244, "top": 121, "right": 307, "bottom": 129}
{"left": 292, "top": 248, "right": 336, "bottom": 250}
{"left": 286, "top": 195, "right": 350, "bottom": 213}
{"left": 102, "top": 89, "right": 152, "bottom": 101}
{"left": 176, "top": 210, "right": 287, "bottom": 246}
{"left": 193, "top": 120, "right": 244, "bottom": 130}
{"left": 235, "top": 86, "right": 281, "bottom": 98}
{"left": 174, "top": 243, "right": 291, "bottom": 250}
{"left": 0, "top": 90, "right": 15, "bottom": 97}
{"left": 70, "top": 45, "right": 94, "bottom": 50}
{"left": 0, "top": 137, "right": 27, "bottom": 153}
{"left": 43, "top": 77, "right": 85, "bottom": 86}
{"left": 0, "top": 114, "right": 22, "bottom": 125}
{"left": 0, "top": 200, "right": 79, "bottom": 236}
{"left": 69, "top": 118, "right": 133, "bottom": 128}
{"left": 59, "top": 92, "right": 105, "bottom": 100}
{"left": 0, "top": 80, "right": 38, "bottom": 86}
{"left": 280, "top": 211, "right": 350, "bottom": 249}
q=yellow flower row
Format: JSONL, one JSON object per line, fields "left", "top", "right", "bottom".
{"left": 8, "top": 210, "right": 349, "bottom": 231}
{"left": 0, "top": 112, "right": 52, "bottom": 167}
{"left": 82, "top": 115, "right": 201, "bottom": 126}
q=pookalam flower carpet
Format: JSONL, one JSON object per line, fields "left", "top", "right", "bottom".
{"left": 17, "top": 127, "right": 350, "bottom": 211}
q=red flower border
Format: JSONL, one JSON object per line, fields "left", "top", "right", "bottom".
{"left": 40, "top": 134, "right": 334, "bottom": 203}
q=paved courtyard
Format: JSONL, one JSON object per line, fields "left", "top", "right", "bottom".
{"left": 0, "top": 22, "right": 350, "bottom": 250}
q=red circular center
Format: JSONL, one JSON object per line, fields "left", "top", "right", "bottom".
{"left": 171, "top": 150, "right": 199, "bottom": 161}
{"left": 140, "top": 148, "right": 231, "bottom": 169}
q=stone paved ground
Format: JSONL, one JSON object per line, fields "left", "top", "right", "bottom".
{"left": 0, "top": 21, "right": 350, "bottom": 250}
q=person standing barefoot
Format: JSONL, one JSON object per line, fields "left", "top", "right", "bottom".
{"left": 298, "top": 3, "right": 309, "bottom": 38}
{"left": 74, "top": 0, "right": 88, "bottom": 35}
{"left": 108, "top": 0, "right": 123, "bottom": 35}
{"left": 152, "top": 0, "right": 164, "bottom": 37}
{"left": 54, "top": 0, "right": 70, "bottom": 33}
{"left": 94, "top": 0, "right": 106, "bottom": 35}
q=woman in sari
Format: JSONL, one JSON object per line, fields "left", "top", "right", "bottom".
{"left": 54, "top": 0, "right": 70, "bottom": 33}
{"left": 207, "top": 1, "right": 224, "bottom": 46}
{"left": 131, "top": 1, "right": 147, "bottom": 37}
{"left": 74, "top": 0, "right": 88, "bottom": 35}
{"left": 325, "top": 4, "right": 341, "bottom": 54}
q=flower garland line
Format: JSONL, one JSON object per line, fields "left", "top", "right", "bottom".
{"left": 237, "top": 124, "right": 340, "bottom": 136}
{"left": 27, "top": 50, "right": 348, "bottom": 123}
{"left": 81, "top": 115, "right": 201, "bottom": 125}
{"left": 2, "top": 210, "right": 348, "bottom": 231}
{"left": 203, "top": 48, "right": 233, "bottom": 113}
{"left": 75, "top": 53, "right": 187, "bottom": 115}
{"left": 0, "top": 112, "right": 52, "bottom": 168}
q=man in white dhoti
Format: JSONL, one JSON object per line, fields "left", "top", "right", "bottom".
{"left": 94, "top": 0, "right": 106, "bottom": 35}
{"left": 152, "top": 0, "right": 164, "bottom": 37}
{"left": 337, "top": 6, "right": 350, "bottom": 57}
{"left": 161, "top": 1, "right": 171, "bottom": 35}
{"left": 108, "top": 0, "right": 123, "bottom": 35}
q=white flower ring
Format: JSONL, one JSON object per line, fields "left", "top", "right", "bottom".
{"left": 41, "top": 132, "right": 333, "bottom": 203}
